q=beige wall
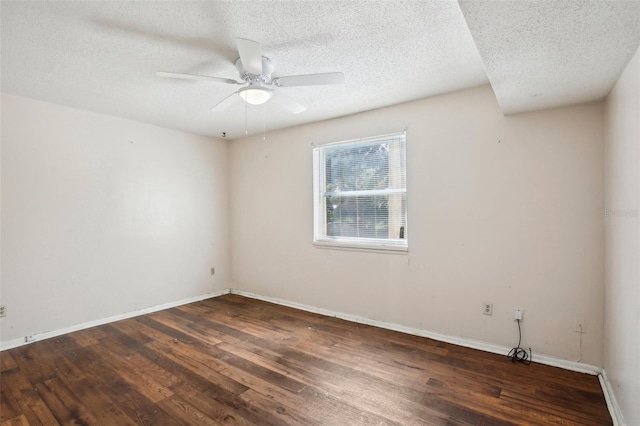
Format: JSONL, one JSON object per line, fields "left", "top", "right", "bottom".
{"left": 1, "top": 93, "right": 230, "bottom": 343}
{"left": 230, "top": 85, "right": 605, "bottom": 366}
{"left": 604, "top": 46, "right": 640, "bottom": 425}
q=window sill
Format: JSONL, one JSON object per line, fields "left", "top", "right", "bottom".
{"left": 313, "top": 240, "right": 408, "bottom": 254}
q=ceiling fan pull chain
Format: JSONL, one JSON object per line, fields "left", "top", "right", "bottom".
{"left": 263, "top": 109, "right": 266, "bottom": 142}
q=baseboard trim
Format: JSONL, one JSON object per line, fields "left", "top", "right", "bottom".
{"left": 0, "top": 289, "right": 231, "bottom": 351}
{"left": 229, "top": 289, "right": 602, "bottom": 376}
{"left": 1, "top": 287, "right": 602, "bottom": 376}
{"left": 599, "top": 369, "right": 626, "bottom": 426}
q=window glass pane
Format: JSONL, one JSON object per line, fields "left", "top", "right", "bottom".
{"left": 325, "top": 193, "right": 406, "bottom": 239}
{"left": 325, "top": 143, "right": 391, "bottom": 192}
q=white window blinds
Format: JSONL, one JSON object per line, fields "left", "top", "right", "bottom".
{"left": 313, "top": 132, "right": 407, "bottom": 251}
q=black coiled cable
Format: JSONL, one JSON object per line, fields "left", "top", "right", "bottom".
{"left": 508, "top": 318, "right": 532, "bottom": 365}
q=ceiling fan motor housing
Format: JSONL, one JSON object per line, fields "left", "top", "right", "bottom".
{"left": 235, "top": 56, "right": 274, "bottom": 83}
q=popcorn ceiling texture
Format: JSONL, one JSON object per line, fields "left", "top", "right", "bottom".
{"left": 1, "top": 1, "right": 638, "bottom": 138}
{"left": 459, "top": 0, "right": 640, "bottom": 115}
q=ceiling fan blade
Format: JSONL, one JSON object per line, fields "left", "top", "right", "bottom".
{"left": 157, "top": 71, "right": 241, "bottom": 85}
{"left": 210, "top": 92, "right": 240, "bottom": 112}
{"left": 270, "top": 92, "right": 307, "bottom": 115}
{"left": 236, "top": 38, "right": 263, "bottom": 75}
{"left": 274, "top": 72, "right": 344, "bottom": 87}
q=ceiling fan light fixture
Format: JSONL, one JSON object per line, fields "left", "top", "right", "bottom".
{"left": 238, "top": 86, "right": 273, "bottom": 105}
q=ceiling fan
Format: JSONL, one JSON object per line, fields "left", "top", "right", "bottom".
{"left": 157, "top": 38, "right": 344, "bottom": 114}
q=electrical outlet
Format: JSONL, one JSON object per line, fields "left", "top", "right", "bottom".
{"left": 514, "top": 309, "right": 523, "bottom": 321}
{"left": 574, "top": 318, "right": 586, "bottom": 333}
{"left": 482, "top": 302, "right": 493, "bottom": 316}
{"left": 210, "top": 267, "right": 215, "bottom": 276}
{"left": 0, "top": 305, "right": 6, "bottom": 317}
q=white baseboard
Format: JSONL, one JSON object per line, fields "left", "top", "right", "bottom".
{"left": 229, "top": 289, "right": 602, "bottom": 376}
{"left": 0, "top": 289, "right": 231, "bottom": 351}
{"left": 1, "top": 287, "right": 603, "bottom": 377}
{"left": 599, "top": 369, "right": 626, "bottom": 426}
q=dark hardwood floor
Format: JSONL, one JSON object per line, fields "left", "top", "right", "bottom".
{"left": 1, "top": 294, "right": 612, "bottom": 425}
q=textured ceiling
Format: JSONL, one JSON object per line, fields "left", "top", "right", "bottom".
{"left": 1, "top": 1, "right": 639, "bottom": 140}
{"left": 459, "top": 0, "right": 640, "bottom": 115}
{"left": 0, "top": 1, "right": 487, "bottom": 140}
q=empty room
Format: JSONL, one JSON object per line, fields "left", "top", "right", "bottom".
{"left": 1, "top": 1, "right": 638, "bottom": 425}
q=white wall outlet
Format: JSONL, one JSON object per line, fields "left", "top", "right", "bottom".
{"left": 514, "top": 309, "right": 523, "bottom": 321}
{"left": 0, "top": 305, "right": 6, "bottom": 317}
{"left": 574, "top": 318, "right": 586, "bottom": 333}
{"left": 482, "top": 302, "right": 493, "bottom": 316}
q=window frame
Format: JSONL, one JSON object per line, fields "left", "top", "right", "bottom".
{"left": 312, "top": 132, "right": 408, "bottom": 253}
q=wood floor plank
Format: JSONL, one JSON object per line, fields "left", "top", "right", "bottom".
{"left": 105, "top": 324, "right": 293, "bottom": 425}
{"left": 171, "top": 382, "right": 256, "bottom": 426}
{"left": 0, "top": 294, "right": 612, "bottom": 425}
{"left": 87, "top": 343, "right": 174, "bottom": 403}
{"left": 0, "top": 351, "right": 18, "bottom": 373}
{"left": 276, "top": 343, "right": 519, "bottom": 426}
{"left": 0, "top": 414, "right": 30, "bottom": 426}
{"left": 0, "top": 375, "right": 21, "bottom": 422}
{"left": 156, "top": 394, "right": 221, "bottom": 426}
{"left": 114, "top": 395, "right": 183, "bottom": 426}
{"left": 1, "top": 369, "right": 60, "bottom": 426}
{"left": 108, "top": 320, "right": 250, "bottom": 396}
{"left": 150, "top": 310, "right": 224, "bottom": 346}
{"left": 36, "top": 376, "right": 99, "bottom": 425}
{"left": 58, "top": 327, "right": 198, "bottom": 426}
{"left": 238, "top": 388, "right": 321, "bottom": 426}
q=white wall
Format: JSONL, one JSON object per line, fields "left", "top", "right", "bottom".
{"left": 604, "top": 46, "right": 640, "bottom": 426}
{"left": 1, "top": 93, "right": 230, "bottom": 344}
{"left": 230, "top": 85, "right": 605, "bottom": 366}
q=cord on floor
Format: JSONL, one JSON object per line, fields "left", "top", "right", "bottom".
{"left": 508, "top": 318, "right": 532, "bottom": 365}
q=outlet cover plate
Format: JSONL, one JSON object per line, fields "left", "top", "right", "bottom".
{"left": 482, "top": 302, "right": 493, "bottom": 316}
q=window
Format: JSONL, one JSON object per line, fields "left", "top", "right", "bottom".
{"left": 313, "top": 132, "right": 407, "bottom": 251}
